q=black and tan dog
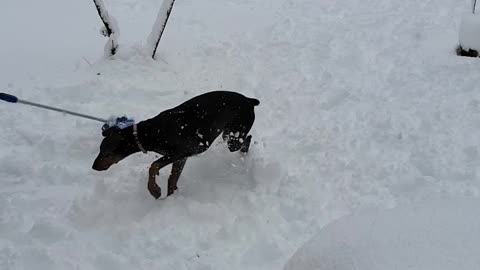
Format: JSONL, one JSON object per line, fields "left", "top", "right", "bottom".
{"left": 92, "top": 91, "right": 259, "bottom": 199}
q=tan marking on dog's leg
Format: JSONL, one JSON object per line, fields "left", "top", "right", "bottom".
{"left": 148, "top": 163, "right": 162, "bottom": 199}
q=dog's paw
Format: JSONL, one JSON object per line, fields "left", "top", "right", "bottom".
{"left": 240, "top": 135, "right": 252, "bottom": 153}
{"left": 148, "top": 182, "right": 162, "bottom": 199}
{"left": 167, "top": 185, "right": 178, "bottom": 196}
{"left": 148, "top": 185, "right": 162, "bottom": 200}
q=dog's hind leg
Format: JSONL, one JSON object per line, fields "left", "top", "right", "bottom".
{"left": 223, "top": 108, "right": 255, "bottom": 153}
{"left": 167, "top": 158, "right": 187, "bottom": 196}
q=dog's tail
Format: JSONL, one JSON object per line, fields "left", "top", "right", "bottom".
{"left": 248, "top": 98, "right": 260, "bottom": 106}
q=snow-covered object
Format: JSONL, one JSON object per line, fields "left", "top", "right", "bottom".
{"left": 102, "top": 116, "right": 135, "bottom": 132}
{"left": 103, "top": 16, "right": 120, "bottom": 57}
{"left": 459, "top": 13, "right": 480, "bottom": 51}
{"left": 93, "top": 0, "right": 120, "bottom": 56}
{"left": 146, "top": 0, "right": 176, "bottom": 58}
{"left": 284, "top": 199, "right": 480, "bottom": 270}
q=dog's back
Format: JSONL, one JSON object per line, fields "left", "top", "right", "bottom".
{"left": 166, "top": 90, "right": 259, "bottom": 117}
{"left": 150, "top": 91, "right": 258, "bottom": 150}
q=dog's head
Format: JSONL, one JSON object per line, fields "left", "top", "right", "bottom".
{"left": 92, "top": 127, "right": 136, "bottom": 171}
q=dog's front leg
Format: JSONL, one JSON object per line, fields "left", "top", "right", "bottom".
{"left": 167, "top": 158, "right": 187, "bottom": 196}
{"left": 148, "top": 156, "right": 174, "bottom": 199}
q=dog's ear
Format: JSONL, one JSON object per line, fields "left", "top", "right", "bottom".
{"left": 102, "top": 126, "right": 120, "bottom": 137}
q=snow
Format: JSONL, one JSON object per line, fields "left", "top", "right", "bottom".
{"left": 1, "top": 0, "right": 480, "bottom": 269}
{"left": 284, "top": 198, "right": 480, "bottom": 270}
{"left": 459, "top": 13, "right": 480, "bottom": 51}
{"left": 0, "top": 0, "right": 104, "bottom": 86}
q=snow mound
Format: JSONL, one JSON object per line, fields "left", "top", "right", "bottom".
{"left": 284, "top": 198, "right": 480, "bottom": 270}
{"left": 459, "top": 13, "right": 480, "bottom": 51}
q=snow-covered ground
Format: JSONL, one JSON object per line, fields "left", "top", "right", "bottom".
{"left": 284, "top": 198, "right": 480, "bottom": 270}
{"left": 1, "top": 0, "right": 480, "bottom": 269}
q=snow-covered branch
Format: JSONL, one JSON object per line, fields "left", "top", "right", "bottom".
{"left": 93, "top": 0, "right": 120, "bottom": 56}
{"left": 146, "top": 0, "right": 176, "bottom": 59}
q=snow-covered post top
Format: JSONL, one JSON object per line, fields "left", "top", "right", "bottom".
{"left": 459, "top": 13, "right": 480, "bottom": 53}
{"left": 93, "top": 0, "right": 120, "bottom": 56}
{"left": 146, "top": 0, "right": 176, "bottom": 59}
{"left": 457, "top": 1, "right": 480, "bottom": 57}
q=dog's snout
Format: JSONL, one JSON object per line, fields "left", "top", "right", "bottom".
{"left": 92, "top": 163, "right": 108, "bottom": 171}
{"left": 92, "top": 161, "right": 108, "bottom": 171}
{"left": 92, "top": 156, "right": 113, "bottom": 171}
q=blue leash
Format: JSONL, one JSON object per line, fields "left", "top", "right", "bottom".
{"left": 0, "top": 92, "right": 135, "bottom": 131}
